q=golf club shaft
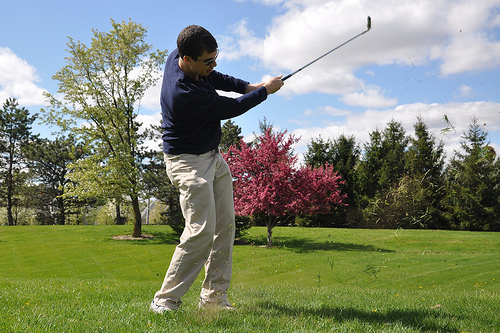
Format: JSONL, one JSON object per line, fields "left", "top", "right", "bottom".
{"left": 282, "top": 16, "right": 371, "bottom": 81}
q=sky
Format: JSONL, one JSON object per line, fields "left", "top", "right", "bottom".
{"left": 1, "top": 0, "right": 500, "bottom": 164}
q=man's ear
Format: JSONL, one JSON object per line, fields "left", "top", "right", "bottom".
{"left": 182, "top": 55, "right": 195, "bottom": 65}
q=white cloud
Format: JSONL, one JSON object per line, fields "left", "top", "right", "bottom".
{"left": 0, "top": 47, "right": 47, "bottom": 106}
{"left": 341, "top": 86, "right": 398, "bottom": 108}
{"left": 435, "top": 0, "right": 500, "bottom": 75}
{"left": 455, "top": 84, "right": 472, "bottom": 99}
{"left": 318, "top": 106, "right": 351, "bottom": 117}
{"left": 137, "top": 80, "right": 162, "bottom": 111}
{"left": 290, "top": 101, "right": 500, "bottom": 163}
{"left": 225, "top": 0, "right": 500, "bottom": 95}
{"left": 137, "top": 111, "right": 163, "bottom": 151}
{"left": 218, "top": 19, "right": 264, "bottom": 62}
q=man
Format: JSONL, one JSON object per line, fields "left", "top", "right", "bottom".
{"left": 150, "top": 25, "right": 283, "bottom": 312}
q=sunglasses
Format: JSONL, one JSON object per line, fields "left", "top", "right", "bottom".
{"left": 193, "top": 49, "right": 219, "bottom": 66}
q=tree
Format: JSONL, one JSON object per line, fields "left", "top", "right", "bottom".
{"left": 0, "top": 98, "right": 38, "bottom": 225}
{"left": 23, "top": 134, "right": 83, "bottom": 225}
{"left": 303, "top": 136, "right": 334, "bottom": 168}
{"left": 224, "top": 129, "right": 346, "bottom": 246}
{"left": 356, "top": 129, "right": 384, "bottom": 202}
{"left": 328, "top": 134, "right": 360, "bottom": 206}
{"left": 442, "top": 117, "right": 500, "bottom": 231}
{"left": 220, "top": 120, "right": 243, "bottom": 152}
{"left": 379, "top": 120, "right": 409, "bottom": 190}
{"left": 141, "top": 125, "right": 182, "bottom": 235}
{"left": 357, "top": 120, "right": 409, "bottom": 203}
{"left": 303, "top": 134, "right": 361, "bottom": 227}
{"left": 42, "top": 19, "right": 167, "bottom": 236}
{"left": 404, "top": 117, "right": 446, "bottom": 228}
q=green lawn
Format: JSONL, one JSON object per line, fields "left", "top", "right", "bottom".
{"left": 0, "top": 225, "right": 499, "bottom": 332}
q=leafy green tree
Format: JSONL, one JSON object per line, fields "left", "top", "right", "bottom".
{"left": 141, "top": 128, "right": 182, "bottom": 235}
{"left": 42, "top": 19, "right": 167, "bottom": 236}
{"left": 442, "top": 117, "right": 500, "bottom": 231}
{"left": 0, "top": 98, "right": 38, "bottom": 225}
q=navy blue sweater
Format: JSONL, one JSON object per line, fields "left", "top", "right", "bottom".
{"left": 161, "top": 49, "right": 268, "bottom": 154}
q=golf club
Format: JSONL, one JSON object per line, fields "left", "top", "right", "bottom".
{"left": 282, "top": 16, "right": 372, "bottom": 81}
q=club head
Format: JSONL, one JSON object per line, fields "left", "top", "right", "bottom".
{"left": 367, "top": 16, "right": 372, "bottom": 31}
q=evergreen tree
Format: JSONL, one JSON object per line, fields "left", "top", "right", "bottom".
{"left": 404, "top": 117, "right": 446, "bottom": 228}
{"left": 0, "top": 98, "right": 38, "bottom": 225}
{"left": 442, "top": 117, "right": 500, "bottom": 230}
{"left": 330, "top": 134, "right": 360, "bottom": 206}
{"left": 23, "top": 134, "right": 83, "bottom": 225}
{"left": 220, "top": 120, "right": 243, "bottom": 152}
{"left": 303, "top": 136, "right": 334, "bottom": 168}
{"left": 379, "top": 120, "right": 409, "bottom": 190}
{"left": 356, "top": 129, "right": 384, "bottom": 203}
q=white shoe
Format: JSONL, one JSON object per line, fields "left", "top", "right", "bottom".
{"left": 150, "top": 300, "right": 176, "bottom": 313}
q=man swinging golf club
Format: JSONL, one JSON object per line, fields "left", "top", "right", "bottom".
{"left": 150, "top": 25, "right": 283, "bottom": 312}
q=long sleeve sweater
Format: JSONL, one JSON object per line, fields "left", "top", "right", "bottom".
{"left": 161, "top": 49, "right": 268, "bottom": 154}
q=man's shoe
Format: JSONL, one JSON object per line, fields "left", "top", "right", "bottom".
{"left": 150, "top": 300, "right": 175, "bottom": 313}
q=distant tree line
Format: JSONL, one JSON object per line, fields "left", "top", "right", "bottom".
{"left": 302, "top": 117, "right": 500, "bottom": 231}
{"left": 2, "top": 97, "right": 499, "bottom": 233}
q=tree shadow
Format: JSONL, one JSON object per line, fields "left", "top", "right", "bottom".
{"left": 110, "top": 230, "right": 179, "bottom": 245}
{"left": 257, "top": 301, "right": 461, "bottom": 332}
{"left": 242, "top": 235, "right": 394, "bottom": 254}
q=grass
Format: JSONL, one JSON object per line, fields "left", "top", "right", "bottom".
{"left": 0, "top": 225, "right": 499, "bottom": 332}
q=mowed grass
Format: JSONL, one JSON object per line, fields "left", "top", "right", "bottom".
{"left": 0, "top": 225, "right": 499, "bottom": 332}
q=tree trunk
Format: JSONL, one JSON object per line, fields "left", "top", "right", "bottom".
{"left": 6, "top": 171, "right": 14, "bottom": 226}
{"left": 131, "top": 195, "right": 142, "bottom": 237}
{"left": 57, "top": 196, "right": 65, "bottom": 225}
{"left": 267, "top": 216, "right": 273, "bottom": 247}
{"left": 116, "top": 202, "right": 123, "bottom": 225}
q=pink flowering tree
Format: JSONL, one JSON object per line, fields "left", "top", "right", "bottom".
{"left": 223, "top": 129, "right": 346, "bottom": 246}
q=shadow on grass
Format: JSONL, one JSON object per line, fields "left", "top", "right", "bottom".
{"left": 242, "top": 235, "right": 394, "bottom": 253}
{"left": 110, "top": 230, "right": 179, "bottom": 245}
{"left": 258, "top": 301, "right": 460, "bottom": 333}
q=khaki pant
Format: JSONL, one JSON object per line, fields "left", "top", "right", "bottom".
{"left": 153, "top": 149, "right": 235, "bottom": 309}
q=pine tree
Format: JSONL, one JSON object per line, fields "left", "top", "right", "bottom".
{"left": 443, "top": 117, "right": 500, "bottom": 230}
{"left": 0, "top": 98, "right": 38, "bottom": 225}
{"left": 220, "top": 120, "right": 243, "bottom": 152}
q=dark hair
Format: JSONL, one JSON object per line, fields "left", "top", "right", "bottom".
{"left": 177, "top": 25, "right": 218, "bottom": 59}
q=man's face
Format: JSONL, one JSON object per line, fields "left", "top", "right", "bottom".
{"left": 189, "top": 49, "right": 218, "bottom": 77}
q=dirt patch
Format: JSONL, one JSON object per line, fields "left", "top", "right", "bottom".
{"left": 112, "top": 234, "right": 155, "bottom": 241}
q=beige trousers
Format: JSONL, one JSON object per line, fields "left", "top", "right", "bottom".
{"left": 153, "top": 149, "right": 235, "bottom": 309}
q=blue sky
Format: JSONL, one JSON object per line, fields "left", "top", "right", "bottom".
{"left": 1, "top": 0, "right": 499, "bottom": 163}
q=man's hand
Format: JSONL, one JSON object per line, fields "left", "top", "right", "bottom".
{"left": 263, "top": 75, "right": 284, "bottom": 95}
{"left": 245, "top": 75, "right": 284, "bottom": 95}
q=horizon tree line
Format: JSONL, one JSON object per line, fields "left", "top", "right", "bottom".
{"left": 1, "top": 95, "right": 499, "bottom": 233}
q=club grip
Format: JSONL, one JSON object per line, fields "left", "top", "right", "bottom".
{"left": 282, "top": 74, "right": 291, "bottom": 81}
